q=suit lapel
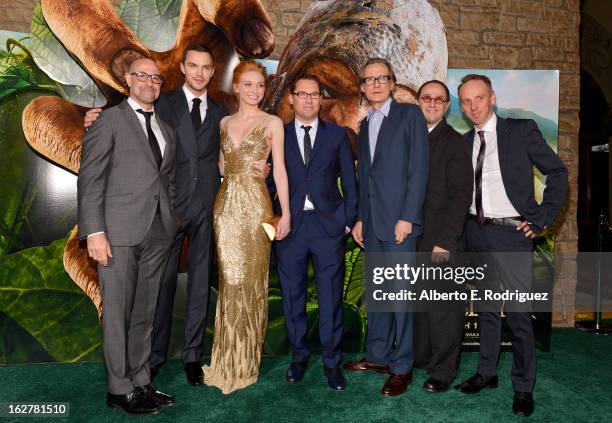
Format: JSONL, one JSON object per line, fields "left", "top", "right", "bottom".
{"left": 358, "top": 118, "right": 372, "bottom": 164}
{"left": 496, "top": 115, "right": 510, "bottom": 176}
{"left": 118, "top": 100, "right": 158, "bottom": 168}
{"left": 285, "top": 120, "right": 306, "bottom": 172}
{"left": 157, "top": 117, "right": 174, "bottom": 171}
{"left": 169, "top": 89, "right": 198, "bottom": 156}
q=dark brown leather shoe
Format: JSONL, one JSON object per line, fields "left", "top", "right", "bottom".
{"left": 343, "top": 358, "right": 390, "bottom": 374}
{"left": 381, "top": 372, "right": 412, "bottom": 396}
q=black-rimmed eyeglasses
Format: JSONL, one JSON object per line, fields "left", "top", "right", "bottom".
{"left": 130, "top": 71, "right": 164, "bottom": 84}
{"left": 361, "top": 75, "right": 391, "bottom": 86}
{"left": 293, "top": 91, "right": 321, "bottom": 99}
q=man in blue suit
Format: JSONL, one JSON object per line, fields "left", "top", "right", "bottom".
{"left": 344, "top": 58, "right": 429, "bottom": 397}
{"left": 272, "top": 74, "right": 358, "bottom": 391}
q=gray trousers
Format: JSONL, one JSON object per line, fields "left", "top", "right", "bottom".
{"left": 98, "top": 217, "right": 173, "bottom": 395}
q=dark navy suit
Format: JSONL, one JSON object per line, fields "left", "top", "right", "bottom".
{"left": 272, "top": 118, "right": 358, "bottom": 368}
{"left": 357, "top": 99, "right": 429, "bottom": 375}
{"left": 150, "top": 88, "right": 227, "bottom": 370}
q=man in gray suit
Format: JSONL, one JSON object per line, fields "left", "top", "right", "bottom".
{"left": 78, "top": 58, "right": 180, "bottom": 416}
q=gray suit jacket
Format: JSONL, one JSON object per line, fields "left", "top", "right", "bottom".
{"left": 78, "top": 100, "right": 180, "bottom": 246}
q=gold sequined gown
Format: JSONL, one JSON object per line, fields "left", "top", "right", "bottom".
{"left": 203, "top": 125, "right": 273, "bottom": 394}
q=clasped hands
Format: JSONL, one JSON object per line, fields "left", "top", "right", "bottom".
{"left": 351, "top": 219, "right": 413, "bottom": 248}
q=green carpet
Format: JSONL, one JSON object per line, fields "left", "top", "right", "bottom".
{"left": 1, "top": 328, "right": 611, "bottom": 422}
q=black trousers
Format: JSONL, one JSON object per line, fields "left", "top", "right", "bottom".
{"left": 466, "top": 220, "right": 536, "bottom": 393}
{"left": 150, "top": 214, "right": 213, "bottom": 369}
{"left": 414, "top": 310, "right": 464, "bottom": 384}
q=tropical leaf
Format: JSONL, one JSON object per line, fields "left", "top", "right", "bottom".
{"left": 0, "top": 91, "right": 39, "bottom": 256}
{"left": 0, "top": 311, "right": 53, "bottom": 364}
{"left": 29, "top": 2, "right": 105, "bottom": 107}
{"left": 0, "top": 38, "right": 61, "bottom": 101}
{"left": 343, "top": 246, "right": 364, "bottom": 306}
{"left": 0, "top": 235, "right": 102, "bottom": 362}
{"left": 116, "top": 0, "right": 182, "bottom": 52}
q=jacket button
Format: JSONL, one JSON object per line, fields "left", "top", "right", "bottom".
{"left": 193, "top": 177, "right": 198, "bottom": 181}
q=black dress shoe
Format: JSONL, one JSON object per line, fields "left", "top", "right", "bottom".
{"left": 513, "top": 392, "right": 535, "bottom": 417}
{"left": 454, "top": 373, "right": 498, "bottom": 394}
{"left": 137, "top": 384, "right": 176, "bottom": 408}
{"left": 423, "top": 377, "right": 450, "bottom": 393}
{"left": 185, "top": 362, "right": 204, "bottom": 386}
{"left": 324, "top": 367, "right": 346, "bottom": 391}
{"left": 106, "top": 390, "right": 160, "bottom": 416}
{"left": 286, "top": 361, "right": 308, "bottom": 383}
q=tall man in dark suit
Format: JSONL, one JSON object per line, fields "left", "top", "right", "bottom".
{"left": 272, "top": 74, "right": 358, "bottom": 391}
{"left": 79, "top": 58, "right": 180, "bottom": 416}
{"left": 344, "top": 58, "right": 429, "bottom": 396}
{"left": 414, "top": 80, "right": 473, "bottom": 393}
{"left": 148, "top": 45, "right": 227, "bottom": 386}
{"left": 453, "top": 74, "right": 568, "bottom": 417}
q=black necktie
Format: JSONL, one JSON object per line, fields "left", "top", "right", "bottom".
{"left": 136, "top": 109, "right": 162, "bottom": 169}
{"left": 475, "top": 130, "right": 486, "bottom": 224}
{"left": 191, "top": 98, "right": 202, "bottom": 130}
{"left": 302, "top": 125, "right": 312, "bottom": 167}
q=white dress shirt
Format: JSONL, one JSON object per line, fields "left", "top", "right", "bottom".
{"left": 470, "top": 113, "right": 520, "bottom": 218}
{"left": 127, "top": 97, "right": 166, "bottom": 157}
{"left": 295, "top": 117, "right": 318, "bottom": 211}
{"left": 182, "top": 85, "right": 208, "bottom": 124}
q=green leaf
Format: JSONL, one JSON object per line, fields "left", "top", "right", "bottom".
{"left": 116, "top": 0, "right": 182, "bottom": 52}
{"left": 0, "top": 235, "right": 102, "bottom": 362}
{"left": 29, "top": 2, "right": 105, "bottom": 107}
{"left": 343, "top": 247, "right": 364, "bottom": 306}
{"left": 0, "top": 91, "right": 39, "bottom": 256}
{"left": 0, "top": 311, "right": 54, "bottom": 363}
{"left": 0, "top": 38, "right": 61, "bottom": 101}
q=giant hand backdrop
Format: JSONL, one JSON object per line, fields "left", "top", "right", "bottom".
{"left": 0, "top": 0, "right": 448, "bottom": 363}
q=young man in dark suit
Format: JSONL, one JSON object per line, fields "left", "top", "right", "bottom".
{"left": 413, "top": 80, "right": 473, "bottom": 393}
{"left": 344, "top": 58, "right": 429, "bottom": 397}
{"left": 272, "top": 74, "right": 358, "bottom": 390}
{"left": 454, "top": 74, "right": 568, "bottom": 417}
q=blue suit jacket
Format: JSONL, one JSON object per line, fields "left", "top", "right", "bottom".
{"left": 464, "top": 116, "right": 568, "bottom": 232}
{"left": 270, "top": 119, "right": 358, "bottom": 238}
{"left": 357, "top": 100, "right": 429, "bottom": 241}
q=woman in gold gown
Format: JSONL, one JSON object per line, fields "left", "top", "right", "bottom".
{"left": 203, "top": 61, "right": 290, "bottom": 394}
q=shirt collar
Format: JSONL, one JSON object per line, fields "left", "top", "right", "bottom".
{"left": 295, "top": 117, "right": 319, "bottom": 133}
{"left": 127, "top": 97, "right": 154, "bottom": 114}
{"left": 182, "top": 84, "right": 208, "bottom": 108}
{"left": 428, "top": 120, "right": 442, "bottom": 133}
{"left": 476, "top": 113, "right": 496, "bottom": 134}
{"left": 367, "top": 97, "right": 392, "bottom": 120}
